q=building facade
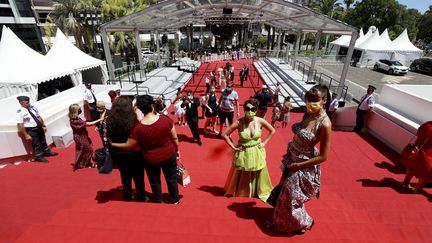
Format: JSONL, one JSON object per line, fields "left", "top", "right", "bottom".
{"left": 0, "top": 0, "right": 45, "bottom": 51}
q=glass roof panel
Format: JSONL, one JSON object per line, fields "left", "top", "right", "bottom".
{"left": 101, "top": 0, "right": 356, "bottom": 35}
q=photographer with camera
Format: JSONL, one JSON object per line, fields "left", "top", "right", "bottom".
{"left": 181, "top": 89, "right": 202, "bottom": 145}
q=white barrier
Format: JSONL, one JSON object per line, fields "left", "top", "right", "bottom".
{"left": 0, "top": 84, "right": 118, "bottom": 163}
{"left": 333, "top": 84, "right": 431, "bottom": 153}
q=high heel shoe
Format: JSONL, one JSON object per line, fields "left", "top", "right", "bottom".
{"left": 293, "top": 220, "right": 314, "bottom": 235}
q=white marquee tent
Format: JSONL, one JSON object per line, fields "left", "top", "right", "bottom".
{"left": 329, "top": 27, "right": 423, "bottom": 67}
{"left": 0, "top": 26, "right": 108, "bottom": 101}
{"left": 46, "top": 29, "right": 108, "bottom": 87}
{"left": 0, "top": 26, "right": 75, "bottom": 100}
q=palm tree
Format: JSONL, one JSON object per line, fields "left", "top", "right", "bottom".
{"left": 344, "top": 0, "right": 355, "bottom": 10}
{"left": 50, "top": 0, "right": 85, "bottom": 49}
{"left": 317, "top": 0, "right": 340, "bottom": 16}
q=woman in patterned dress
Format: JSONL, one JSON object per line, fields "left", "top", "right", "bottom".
{"left": 68, "top": 104, "right": 104, "bottom": 171}
{"left": 269, "top": 84, "right": 332, "bottom": 234}
{"left": 222, "top": 98, "right": 276, "bottom": 201}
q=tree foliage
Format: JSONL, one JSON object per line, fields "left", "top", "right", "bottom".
{"left": 418, "top": 6, "right": 432, "bottom": 44}
{"left": 344, "top": 0, "right": 425, "bottom": 42}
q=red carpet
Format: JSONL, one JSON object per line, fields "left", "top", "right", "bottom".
{"left": 1, "top": 59, "right": 431, "bottom": 243}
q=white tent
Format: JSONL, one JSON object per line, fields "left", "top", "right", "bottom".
{"left": 328, "top": 28, "right": 364, "bottom": 55}
{"left": 328, "top": 27, "right": 423, "bottom": 67}
{"left": 356, "top": 28, "right": 381, "bottom": 50}
{"left": 46, "top": 29, "right": 108, "bottom": 86}
{"left": 357, "top": 29, "right": 423, "bottom": 67}
{"left": 0, "top": 27, "right": 109, "bottom": 101}
{"left": 0, "top": 26, "right": 75, "bottom": 100}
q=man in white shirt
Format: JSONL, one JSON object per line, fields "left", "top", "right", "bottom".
{"left": 16, "top": 96, "right": 58, "bottom": 162}
{"left": 354, "top": 85, "right": 376, "bottom": 132}
{"left": 83, "top": 82, "right": 98, "bottom": 121}
{"left": 327, "top": 93, "right": 339, "bottom": 121}
{"left": 217, "top": 84, "right": 239, "bottom": 138}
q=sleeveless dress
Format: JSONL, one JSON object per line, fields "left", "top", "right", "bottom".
{"left": 272, "top": 115, "right": 326, "bottom": 232}
{"left": 224, "top": 118, "right": 273, "bottom": 201}
{"left": 205, "top": 93, "right": 218, "bottom": 118}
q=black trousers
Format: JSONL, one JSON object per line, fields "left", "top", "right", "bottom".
{"left": 354, "top": 109, "right": 368, "bottom": 132}
{"left": 26, "top": 127, "right": 50, "bottom": 158}
{"left": 145, "top": 155, "right": 179, "bottom": 203}
{"left": 187, "top": 117, "right": 201, "bottom": 142}
{"left": 112, "top": 151, "right": 145, "bottom": 201}
{"left": 89, "top": 103, "right": 99, "bottom": 121}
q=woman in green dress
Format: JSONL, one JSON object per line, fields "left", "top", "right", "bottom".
{"left": 222, "top": 98, "right": 276, "bottom": 201}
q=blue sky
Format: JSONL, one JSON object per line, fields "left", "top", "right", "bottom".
{"left": 339, "top": 1, "right": 431, "bottom": 14}
{"left": 397, "top": 0, "right": 431, "bottom": 13}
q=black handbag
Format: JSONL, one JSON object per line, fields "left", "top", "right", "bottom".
{"left": 93, "top": 117, "right": 113, "bottom": 174}
{"left": 266, "top": 184, "right": 282, "bottom": 207}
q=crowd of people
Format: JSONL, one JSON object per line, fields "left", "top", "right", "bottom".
{"left": 14, "top": 60, "right": 432, "bottom": 236}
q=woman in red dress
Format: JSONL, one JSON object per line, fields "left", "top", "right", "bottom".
{"left": 401, "top": 121, "right": 432, "bottom": 193}
{"left": 68, "top": 104, "right": 104, "bottom": 171}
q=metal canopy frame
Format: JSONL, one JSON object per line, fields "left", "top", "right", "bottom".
{"left": 101, "top": 0, "right": 357, "bottom": 35}
{"left": 100, "top": 0, "right": 358, "bottom": 97}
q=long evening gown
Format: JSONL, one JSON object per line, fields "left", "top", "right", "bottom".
{"left": 70, "top": 118, "right": 93, "bottom": 170}
{"left": 224, "top": 118, "right": 273, "bottom": 201}
{"left": 272, "top": 115, "right": 326, "bottom": 232}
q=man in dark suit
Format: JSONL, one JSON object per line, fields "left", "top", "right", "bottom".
{"left": 181, "top": 89, "right": 202, "bottom": 145}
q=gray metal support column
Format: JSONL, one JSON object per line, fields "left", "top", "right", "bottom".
{"left": 292, "top": 30, "right": 301, "bottom": 70}
{"left": 276, "top": 29, "right": 282, "bottom": 58}
{"left": 308, "top": 30, "right": 322, "bottom": 82}
{"left": 188, "top": 24, "right": 193, "bottom": 52}
{"left": 101, "top": 29, "right": 115, "bottom": 81}
{"left": 174, "top": 32, "right": 179, "bottom": 57}
{"left": 135, "top": 30, "right": 144, "bottom": 71}
{"left": 156, "top": 30, "right": 161, "bottom": 67}
{"left": 338, "top": 30, "right": 358, "bottom": 97}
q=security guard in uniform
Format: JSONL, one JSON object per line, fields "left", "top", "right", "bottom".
{"left": 354, "top": 85, "right": 376, "bottom": 132}
{"left": 16, "top": 96, "right": 58, "bottom": 162}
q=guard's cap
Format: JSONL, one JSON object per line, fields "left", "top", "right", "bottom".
{"left": 262, "top": 85, "right": 268, "bottom": 89}
{"left": 17, "top": 96, "right": 30, "bottom": 102}
{"left": 367, "top": 85, "right": 376, "bottom": 91}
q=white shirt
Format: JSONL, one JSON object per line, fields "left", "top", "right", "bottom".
{"left": 83, "top": 88, "right": 96, "bottom": 104}
{"left": 16, "top": 105, "right": 39, "bottom": 128}
{"left": 358, "top": 94, "right": 375, "bottom": 111}
{"left": 328, "top": 99, "right": 339, "bottom": 112}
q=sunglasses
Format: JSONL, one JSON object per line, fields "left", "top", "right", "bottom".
{"left": 244, "top": 106, "right": 257, "bottom": 112}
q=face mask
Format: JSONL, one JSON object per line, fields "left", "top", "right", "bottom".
{"left": 306, "top": 102, "right": 322, "bottom": 114}
{"left": 245, "top": 111, "right": 256, "bottom": 119}
{"left": 97, "top": 109, "right": 105, "bottom": 113}
{"left": 188, "top": 95, "right": 193, "bottom": 100}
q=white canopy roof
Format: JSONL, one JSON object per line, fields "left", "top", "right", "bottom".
{"left": 46, "top": 29, "right": 106, "bottom": 71}
{"left": 379, "top": 29, "right": 392, "bottom": 46}
{"left": 330, "top": 28, "right": 364, "bottom": 47}
{"left": 386, "top": 29, "right": 422, "bottom": 52}
{"left": 0, "top": 26, "right": 74, "bottom": 85}
{"left": 356, "top": 28, "right": 382, "bottom": 50}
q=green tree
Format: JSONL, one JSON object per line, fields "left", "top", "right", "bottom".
{"left": 344, "top": 0, "right": 403, "bottom": 33}
{"left": 50, "top": 0, "right": 85, "bottom": 49}
{"left": 255, "top": 35, "right": 267, "bottom": 48}
{"left": 315, "top": 0, "right": 341, "bottom": 16}
{"left": 344, "top": 0, "right": 355, "bottom": 10}
{"left": 418, "top": 6, "right": 432, "bottom": 44}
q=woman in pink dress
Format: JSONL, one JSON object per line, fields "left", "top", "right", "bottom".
{"left": 68, "top": 104, "right": 104, "bottom": 171}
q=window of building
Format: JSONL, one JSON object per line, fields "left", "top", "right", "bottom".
{"left": 0, "top": 7, "right": 14, "bottom": 17}
{"left": 14, "top": 0, "right": 34, "bottom": 17}
{"left": 0, "top": 0, "right": 9, "bottom": 4}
